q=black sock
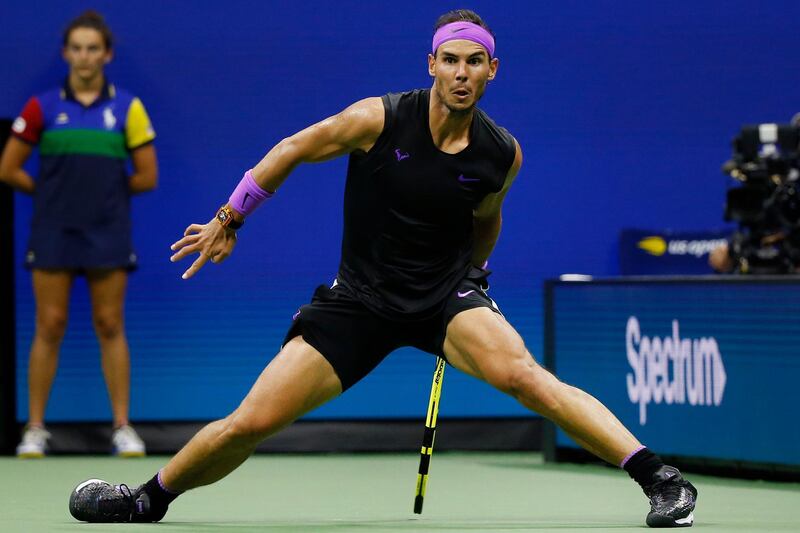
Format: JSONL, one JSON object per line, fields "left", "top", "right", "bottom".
{"left": 142, "top": 471, "right": 180, "bottom": 515}
{"left": 622, "top": 447, "right": 664, "bottom": 489}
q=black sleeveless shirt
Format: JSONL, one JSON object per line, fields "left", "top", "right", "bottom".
{"left": 337, "top": 89, "right": 516, "bottom": 320}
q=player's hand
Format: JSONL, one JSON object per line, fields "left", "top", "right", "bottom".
{"left": 169, "top": 219, "right": 237, "bottom": 279}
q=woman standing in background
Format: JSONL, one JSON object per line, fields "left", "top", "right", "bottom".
{"left": 0, "top": 11, "right": 157, "bottom": 457}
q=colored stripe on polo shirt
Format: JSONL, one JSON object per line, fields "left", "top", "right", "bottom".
{"left": 125, "top": 97, "right": 156, "bottom": 149}
{"left": 39, "top": 128, "right": 128, "bottom": 159}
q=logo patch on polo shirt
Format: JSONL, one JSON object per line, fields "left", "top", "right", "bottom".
{"left": 55, "top": 113, "right": 69, "bottom": 125}
{"left": 103, "top": 107, "right": 117, "bottom": 129}
{"left": 12, "top": 117, "right": 27, "bottom": 133}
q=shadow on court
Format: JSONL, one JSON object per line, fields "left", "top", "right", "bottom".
{"left": 164, "top": 519, "right": 637, "bottom": 531}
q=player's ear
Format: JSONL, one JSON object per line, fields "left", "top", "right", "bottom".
{"left": 488, "top": 57, "right": 498, "bottom": 81}
{"left": 428, "top": 54, "right": 436, "bottom": 77}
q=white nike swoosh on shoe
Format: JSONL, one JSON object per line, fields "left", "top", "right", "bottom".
{"left": 75, "top": 479, "right": 104, "bottom": 493}
{"left": 675, "top": 513, "right": 694, "bottom": 525}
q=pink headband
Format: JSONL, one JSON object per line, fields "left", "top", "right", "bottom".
{"left": 432, "top": 21, "right": 495, "bottom": 58}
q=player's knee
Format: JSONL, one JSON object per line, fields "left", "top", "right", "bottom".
{"left": 35, "top": 308, "right": 68, "bottom": 344}
{"left": 92, "top": 311, "right": 124, "bottom": 339}
{"left": 505, "top": 361, "right": 564, "bottom": 418}
{"left": 503, "top": 360, "right": 536, "bottom": 398}
{"left": 483, "top": 343, "right": 534, "bottom": 396}
{"left": 220, "top": 411, "right": 278, "bottom": 448}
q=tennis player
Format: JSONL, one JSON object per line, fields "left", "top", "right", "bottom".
{"left": 69, "top": 9, "right": 697, "bottom": 527}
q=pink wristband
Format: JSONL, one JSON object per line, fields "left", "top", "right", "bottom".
{"left": 228, "top": 169, "right": 274, "bottom": 217}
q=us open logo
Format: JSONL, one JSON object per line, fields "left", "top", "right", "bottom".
{"left": 625, "top": 316, "right": 727, "bottom": 425}
{"left": 637, "top": 236, "right": 727, "bottom": 258}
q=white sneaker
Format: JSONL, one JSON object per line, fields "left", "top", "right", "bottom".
{"left": 111, "top": 424, "right": 146, "bottom": 457}
{"left": 16, "top": 425, "right": 51, "bottom": 458}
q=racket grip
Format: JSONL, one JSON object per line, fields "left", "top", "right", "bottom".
{"left": 414, "top": 494, "right": 424, "bottom": 514}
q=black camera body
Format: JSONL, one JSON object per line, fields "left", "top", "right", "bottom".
{"left": 723, "top": 122, "right": 800, "bottom": 273}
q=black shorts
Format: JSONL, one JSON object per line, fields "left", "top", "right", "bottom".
{"left": 282, "top": 267, "right": 502, "bottom": 390}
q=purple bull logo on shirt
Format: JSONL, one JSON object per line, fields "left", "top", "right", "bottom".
{"left": 625, "top": 316, "right": 727, "bottom": 425}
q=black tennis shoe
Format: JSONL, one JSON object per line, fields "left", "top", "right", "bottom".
{"left": 69, "top": 479, "right": 164, "bottom": 522}
{"left": 644, "top": 466, "right": 697, "bottom": 527}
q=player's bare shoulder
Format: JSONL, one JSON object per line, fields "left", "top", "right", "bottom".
{"left": 337, "top": 97, "right": 385, "bottom": 153}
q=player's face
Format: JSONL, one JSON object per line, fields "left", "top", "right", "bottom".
{"left": 428, "top": 40, "right": 498, "bottom": 113}
{"left": 63, "top": 28, "right": 112, "bottom": 84}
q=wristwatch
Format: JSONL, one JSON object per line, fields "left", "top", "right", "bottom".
{"left": 215, "top": 205, "right": 244, "bottom": 230}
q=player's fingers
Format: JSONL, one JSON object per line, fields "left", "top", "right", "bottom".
{"left": 211, "top": 251, "right": 230, "bottom": 264}
{"left": 182, "top": 254, "right": 210, "bottom": 279}
{"left": 170, "top": 243, "right": 203, "bottom": 262}
{"left": 184, "top": 223, "right": 205, "bottom": 237}
{"left": 170, "top": 234, "right": 201, "bottom": 252}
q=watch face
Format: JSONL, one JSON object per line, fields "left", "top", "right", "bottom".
{"left": 216, "top": 206, "right": 241, "bottom": 229}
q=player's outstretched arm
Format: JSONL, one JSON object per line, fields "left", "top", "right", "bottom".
{"left": 169, "top": 97, "right": 385, "bottom": 280}
{"left": 251, "top": 97, "right": 385, "bottom": 192}
{"left": 472, "top": 138, "right": 523, "bottom": 267}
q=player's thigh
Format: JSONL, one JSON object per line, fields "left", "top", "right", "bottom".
{"left": 86, "top": 268, "right": 127, "bottom": 314}
{"left": 230, "top": 335, "right": 343, "bottom": 437}
{"left": 443, "top": 307, "right": 534, "bottom": 391}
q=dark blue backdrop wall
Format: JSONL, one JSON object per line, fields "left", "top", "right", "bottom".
{"left": 3, "top": 0, "right": 799, "bottom": 422}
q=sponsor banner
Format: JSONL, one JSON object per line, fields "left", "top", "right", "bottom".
{"left": 626, "top": 317, "right": 726, "bottom": 425}
{"left": 547, "top": 278, "right": 800, "bottom": 466}
{"left": 620, "top": 228, "right": 730, "bottom": 275}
